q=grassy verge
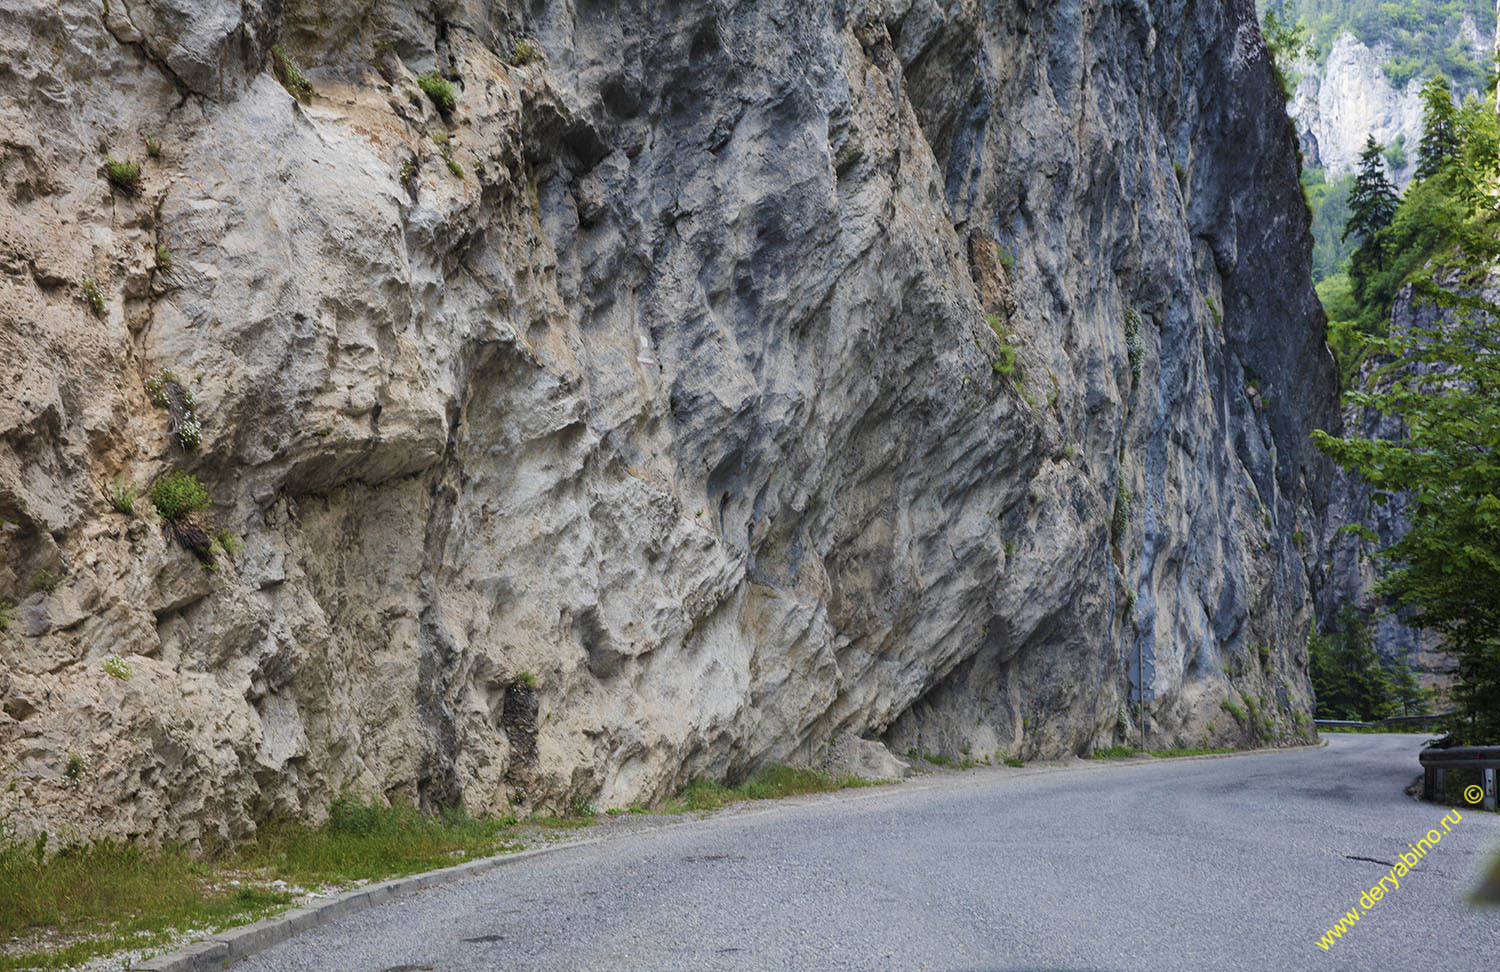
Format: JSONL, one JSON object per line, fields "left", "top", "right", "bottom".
{"left": 1, "top": 766, "right": 885, "bottom": 969}
{"left": 0, "top": 802, "right": 573, "bottom": 970}
{"left": 1092, "top": 746, "right": 1242, "bottom": 760}
{"left": 668, "top": 764, "right": 884, "bottom": 813}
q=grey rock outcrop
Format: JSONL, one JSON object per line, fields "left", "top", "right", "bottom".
{"left": 0, "top": 0, "right": 1336, "bottom": 845}
{"left": 1290, "top": 27, "right": 1486, "bottom": 185}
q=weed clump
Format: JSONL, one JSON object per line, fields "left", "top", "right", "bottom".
{"left": 511, "top": 38, "right": 541, "bottom": 66}
{"left": 417, "top": 72, "right": 456, "bottom": 113}
{"left": 103, "top": 158, "right": 141, "bottom": 194}
{"left": 101, "top": 655, "right": 132, "bottom": 680}
{"left": 154, "top": 245, "right": 172, "bottom": 275}
{"left": 0, "top": 600, "right": 12, "bottom": 632}
{"left": 1002, "top": 756, "right": 1024, "bottom": 768}
{"left": 510, "top": 670, "right": 539, "bottom": 690}
{"left": 81, "top": 276, "right": 106, "bottom": 317}
{"left": 150, "top": 471, "right": 208, "bottom": 521}
{"left": 145, "top": 369, "right": 202, "bottom": 451}
{"left": 107, "top": 476, "right": 136, "bottom": 514}
{"left": 271, "top": 44, "right": 313, "bottom": 101}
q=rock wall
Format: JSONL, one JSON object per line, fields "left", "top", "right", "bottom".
{"left": 0, "top": 0, "right": 1337, "bottom": 846}
{"left": 1290, "top": 25, "right": 1487, "bottom": 184}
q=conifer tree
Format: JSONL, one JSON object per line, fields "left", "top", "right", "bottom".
{"left": 1343, "top": 136, "right": 1399, "bottom": 299}
{"left": 1416, "top": 74, "right": 1462, "bottom": 180}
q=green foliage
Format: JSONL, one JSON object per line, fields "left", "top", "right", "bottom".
{"left": 510, "top": 670, "right": 539, "bottom": 689}
{"left": 107, "top": 476, "right": 135, "bottom": 515}
{"left": 154, "top": 245, "right": 172, "bottom": 275}
{"left": 101, "top": 655, "right": 132, "bottom": 680}
{"left": 1305, "top": 608, "right": 1426, "bottom": 721}
{"left": 444, "top": 151, "right": 464, "bottom": 177}
{"left": 1259, "top": 1, "right": 1496, "bottom": 90}
{"left": 1383, "top": 134, "right": 1408, "bottom": 172}
{"left": 670, "top": 764, "right": 875, "bottom": 813}
{"left": 64, "top": 754, "right": 86, "bottom": 786}
{"left": 150, "top": 471, "right": 208, "bottom": 521}
{"left": 103, "top": 158, "right": 140, "bottom": 193}
{"left": 992, "top": 344, "right": 1021, "bottom": 380}
{"left": 1220, "top": 698, "right": 1247, "bottom": 724}
{"left": 80, "top": 276, "right": 105, "bottom": 317}
{"left": 0, "top": 600, "right": 12, "bottom": 632}
{"left": 145, "top": 369, "right": 203, "bottom": 450}
{"left": 1313, "top": 270, "right": 1500, "bottom": 741}
{"left": 1124, "top": 308, "right": 1145, "bottom": 388}
{"left": 1002, "top": 756, "right": 1024, "bottom": 767}
{"left": 1344, "top": 137, "right": 1400, "bottom": 288}
{"left": 142, "top": 132, "right": 160, "bottom": 159}
{"left": 1111, "top": 477, "right": 1133, "bottom": 546}
{"left": 270, "top": 44, "right": 313, "bottom": 101}
{"left": 511, "top": 37, "right": 541, "bottom": 66}
{"left": 417, "top": 72, "right": 456, "bottom": 113}
{"left": 1416, "top": 75, "right": 1463, "bottom": 180}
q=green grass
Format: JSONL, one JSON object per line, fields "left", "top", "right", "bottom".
{"left": 511, "top": 38, "right": 541, "bottom": 66}
{"left": 668, "top": 764, "right": 880, "bottom": 813}
{"left": 0, "top": 835, "right": 294, "bottom": 971}
{"left": 1, "top": 770, "right": 893, "bottom": 968}
{"left": 1149, "top": 746, "right": 1238, "bottom": 758}
{"left": 1091, "top": 746, "right": 1139, "bottom": 759}
{"left": 234, "top": 799, "right": 525, "bottom": 886}
{"left": 103, "top": 158, "right": 141, "bottom": 193}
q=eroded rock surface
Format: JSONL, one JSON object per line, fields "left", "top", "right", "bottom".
{"left": 0, "top": 0, "right": 1336, "bottom": 845}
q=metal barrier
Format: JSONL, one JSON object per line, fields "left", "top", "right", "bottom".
{"left": 1419, "top": 746, "right": 1500, "bottom": 811}
{"left": 1312, "top": 711, "right": 1458, "bottom": 731}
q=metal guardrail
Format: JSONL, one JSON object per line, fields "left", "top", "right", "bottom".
{"left": 1419, "top": 746, "right": 1500, "bottom": 811}
{"left": 1313, "top": 711, "right": 1458, "bottom": 730}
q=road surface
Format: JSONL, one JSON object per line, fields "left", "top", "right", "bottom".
{"left": 235, "top": 734, "right": 1499, "bottom": 971}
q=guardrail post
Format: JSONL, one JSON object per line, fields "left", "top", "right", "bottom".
{"left": 1486, "top": 767, "right": 1497, "bottom": 812}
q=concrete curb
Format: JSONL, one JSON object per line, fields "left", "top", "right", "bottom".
{"left": 129, "top": 741, "right": 1322, "bottom": 970}
{"left": 129, "top": 841, "right": 596, "bottom": 971}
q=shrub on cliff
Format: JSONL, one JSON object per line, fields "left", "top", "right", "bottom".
{"left": 417, "top": 72, "right": 456, "bottom": 114}
{"left": 150, "top": 471, "right": 208, "bottom": 521}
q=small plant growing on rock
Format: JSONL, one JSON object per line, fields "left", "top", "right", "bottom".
{"left": 443, "top": 151, "right": 464, "bottom": 178}
{"left": 81, "top": 276, "right": 106, "bottom": 316}
{"left": 102, "top": 655, "right": 132, "bottom": 679}
{"left": 1003, "top": 756, "right": 1024, "bottom": 768}
{"left": 417, "top": 72, "right": 456, "bottom": 113}
{"left": 64, "top": 753, "right": 86, "bottom": 786}
{"left": 32, "top": 569, "right": 59, "bottom": 594}
{"left": 510, "top": 670, "right": 539, "bottom": 690}
{"left": 154, "top": 244, "right": 173, "bottom": 275}
{"left": 271, "top": 44, "right": 314, "bottom": 101}
{"left": 1111, "top": 478, "right": 1133, "bottom": 546}
{"left": 399, "top": 158, "right": 416, "bottom": 188}
{"left": 107, "top": 476, "right": 137, "bottom": 514}
{"left": 215, "top": 528, "right": 241, "bottom": 555}
{"left": 0, "top": 600, "right": 12, "bottom": 632}
{"left": 150, "top": 470, "right": 208, "bottom": 521}
{"left": 152, "top": 471, "right": 215, "bottom": 564}
{"left": 511, "top": 38, "right": 540, "bottom": 66}
{"left": 1124, "top": 308, "right": 1145, "bottom": 389}
{"left": 103, "top": 157, "right": 141, "bottom": 193}
{"left": 142, "top": 132, "right": 161, "bottom": 158}
{"left": 146, "top": 369, "right": 202, "bottom": 451}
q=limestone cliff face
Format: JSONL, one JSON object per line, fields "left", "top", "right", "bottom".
{"left": 1290, "top": 25, "right": 1487, "bottom": 184}
{"left": 0, "top": 0, "right": 1337, "bottom": 845}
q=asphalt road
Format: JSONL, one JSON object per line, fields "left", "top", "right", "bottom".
{"left": 235, "top": 734, "right": 1499, "bottom": 971}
